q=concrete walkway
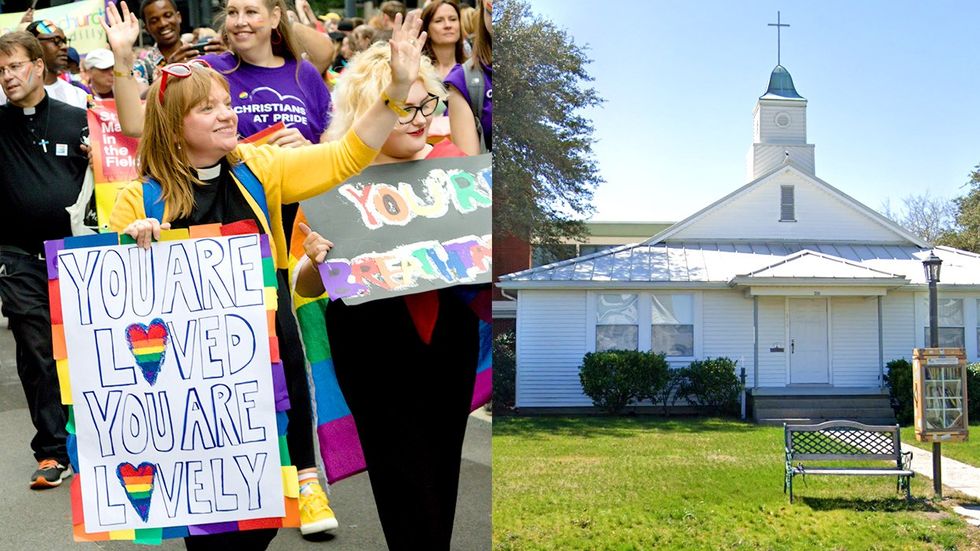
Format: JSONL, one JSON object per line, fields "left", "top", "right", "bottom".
{"left": 907, "top": 444, "right": 980, "bottom": 501}
{"left": 907, "top": 443, "right": 980, "bottom": 526}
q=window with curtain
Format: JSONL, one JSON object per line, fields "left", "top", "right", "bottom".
{"left": 596, "top": 294, "right": 638, "bottom": 351}
{"left": 651, "top": 294, "right": 694, "bottom": 357}
{"left": 924, "top": 298, "right": 964, "bottom": 348}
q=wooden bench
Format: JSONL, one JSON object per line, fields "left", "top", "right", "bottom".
{"left": 784, "top": 420, "right": 914, "bottom": 503}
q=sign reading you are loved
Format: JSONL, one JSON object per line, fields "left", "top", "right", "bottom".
{"left": 300, "top": 154, "right": 491, "bottom": 305}
{"left": 47, "top": 228, "right": 288, "bottom": 538}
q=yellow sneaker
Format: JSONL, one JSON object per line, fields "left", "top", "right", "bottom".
{"left": 298, "top": 481, "right": 339, "bottom": 535}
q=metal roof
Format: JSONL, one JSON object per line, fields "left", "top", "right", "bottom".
{"left": 498, "top": 242, "right": 980, "bottom": 288}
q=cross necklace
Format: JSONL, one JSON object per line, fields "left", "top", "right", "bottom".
{"left": 24, "top": 103, "right": 51, "bottom": 153}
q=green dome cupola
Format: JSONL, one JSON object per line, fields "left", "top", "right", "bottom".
{"left": 761, "top": 65, "right": 804, "bottom": 100}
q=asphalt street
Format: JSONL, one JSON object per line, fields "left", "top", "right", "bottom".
{"left": 0, "top": 317, "right": 491, "bottom": 550}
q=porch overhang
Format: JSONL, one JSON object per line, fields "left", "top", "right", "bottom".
{"left": 730, "top": 276, "right": 909, "bottom": 296}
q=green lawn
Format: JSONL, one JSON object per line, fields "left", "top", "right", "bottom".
{"left": 902, "top": 422, "right": 980, "bottom": 468}
{"left": 494, "top": 417, "right": 980, "bottom": 550}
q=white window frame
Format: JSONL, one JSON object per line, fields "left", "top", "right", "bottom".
{"left": 586, "top": 291, "right": 701, "bottom": 359}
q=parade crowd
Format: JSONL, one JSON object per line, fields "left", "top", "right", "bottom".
{"left": 0, "top": 0, "right": 492, "bottom": 548}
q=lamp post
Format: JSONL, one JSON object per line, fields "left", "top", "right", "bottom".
{"left": 923, "top": 251, "right": 943, "bottom": 498}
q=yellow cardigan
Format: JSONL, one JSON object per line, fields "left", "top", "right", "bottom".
{"left": 110, "top": 129, "right": 377, "bottom": 269}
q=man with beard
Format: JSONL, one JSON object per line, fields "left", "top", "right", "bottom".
{"left": 25, "top": 20, "right": 88, "bottom": 108}
{"left": 0, "top": 31, "right": 89, "bottom": 490}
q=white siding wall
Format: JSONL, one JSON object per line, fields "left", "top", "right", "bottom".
{"left": 673, "top": 170, "right": 902, "bottom": 243}
{"left": 756, "top": 296, "right": 787, "bottom": 386}
{"left": 830, "top": 296, "right": 880, "bottom": 386}
{"left": 751, "top": 143, "right": 815, "bottom": 179}
{"left": 701, "top": 290, "right": 756, "bottom": 385}
{"left": 755, "top": 103, "right": 807, "bottom": 144}
{"left": 882, "top": 291, "right": 916, "bottom": 362}
{"left": 515, "top": 290, "right": 590, "bottom": 407}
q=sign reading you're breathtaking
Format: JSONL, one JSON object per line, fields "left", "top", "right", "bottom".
{"left": 300, "top": 154, "right": 492, "bottom": 305}
{"left": 49, "top": 229, "right": 288, "bottom": 539}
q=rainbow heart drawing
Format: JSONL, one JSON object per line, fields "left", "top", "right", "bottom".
{"left": 116, "top": 462, "right": 156, "bottom": 522}
{"left": 126, "top": 319, "right": 168, "bottom": 385}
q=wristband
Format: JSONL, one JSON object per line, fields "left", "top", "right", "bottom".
{"left": 113, "top": 68, "right": 133, "bottom": 78}
{"left": 381, "top": 90, "right": 409, "bottom": 117}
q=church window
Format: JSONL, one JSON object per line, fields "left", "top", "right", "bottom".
{"left": 780, "top": 185, "right": 795, "bottom": 221}
{"left": 924, "top": 298, "right": 964, "bottom": 348}
{"left": 595, "top": 294, "right": 638, "bottom": 351}
{"left": 651, "top": 293, "right": 695, "bottom": 357}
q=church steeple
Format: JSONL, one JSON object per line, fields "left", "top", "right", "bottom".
{"left": 747, "top": 14, "right": 815, "bottom": 180}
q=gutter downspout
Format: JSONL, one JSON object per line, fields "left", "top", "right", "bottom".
{"left": 877, "top": 295, "right": 884, "bottom": 389}
{"left": 753, "top": 296, "right": 759, "bottom": 391}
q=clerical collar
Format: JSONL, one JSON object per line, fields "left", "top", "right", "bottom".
{"left": 196, "top": 163, "right": 222, "bottom": 180}
{"left": 21, "top": 94, "right": 48, "bottom": 117}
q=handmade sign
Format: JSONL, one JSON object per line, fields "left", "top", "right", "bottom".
{"left": 46, "top": 226, "right": 298, "bottom": 543}
{"left": 300, "top": 154, "right": 491, "bottom": 305}
{"left": 89, "top": 100, "right": 141, "bottom": 231}
{"left": 286, "top": 209, "right": 492, "bottom": 484}
{"left": 0, "top": 0, "right": 106, "bottom": 53}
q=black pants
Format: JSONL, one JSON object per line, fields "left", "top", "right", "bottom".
{"left": 184, "top": 528, "right": 277, "bottom": 550}
{"left": 325, "top": 289, "right": 478, "bottom": 551}
{"left": 275, "top": 269, "right": 316, "bottom": 471}
{"left": 0, "top": 252, "right": 69, "bottom": 464}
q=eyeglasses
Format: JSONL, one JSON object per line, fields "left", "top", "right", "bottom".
{"left": 37, "top": 36, "right": 70, "bottom": 47}
{"left": 0, "top": 59, "right": 35, "bottom": 78}
{"left": 157, "top": 59, "right": 211, "bottom": 103}
{"left": 398, "top": 93, "right": 440, "bottom": 124}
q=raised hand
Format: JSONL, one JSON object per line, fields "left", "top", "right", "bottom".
{"left": 298, "top": 222, "right": 333, "bottom": 264}
{"left": 387, "top": 11, "right": 426, "bottom": 91}
{"left": 101, "top": 1, "right": 140, "bottom": 63}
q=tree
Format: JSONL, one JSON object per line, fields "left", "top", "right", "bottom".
{"left": 936, "top": 164, "right": 980, "bottom": 253}
{"left": 495, "top": 0, "right": 604, "bottom": 252}
{"left": 880, "top": 192, "right": 956, "bottom": 243}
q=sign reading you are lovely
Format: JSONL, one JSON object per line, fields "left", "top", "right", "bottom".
{"left": 50, "top": 231, "right": 285, "bottom": 534}
{"left": 300, "top": 154, "right": 491, "bottom": 305}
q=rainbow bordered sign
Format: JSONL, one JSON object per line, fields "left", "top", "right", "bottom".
{"left": 45, "top": 222, "right": 299, "bottom": 543}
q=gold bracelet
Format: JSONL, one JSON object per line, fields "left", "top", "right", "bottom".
{"left": 380, "top": 90, "right": 409, "bottom": 117}
{"left": 113, "top": 68, "right": 133, "bottom": 79}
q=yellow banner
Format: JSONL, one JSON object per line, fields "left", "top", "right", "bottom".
{"left": 0, "top": 0, "right": 107, "bottom": 54}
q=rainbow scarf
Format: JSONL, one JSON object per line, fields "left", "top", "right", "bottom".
{"left": 288, "top": 210, "right": 491, "bottom": 483}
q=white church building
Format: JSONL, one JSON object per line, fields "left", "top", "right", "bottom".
{"left": 498, "top": 64, "right": 980, "bottom": 420}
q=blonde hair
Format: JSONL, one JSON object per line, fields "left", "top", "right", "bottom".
{"left": 139, "top": 67, "right": 240, "bottom": 221}
{"left": 460, "top": 5, "right": 477, "bottom": 38}
{"left": 326, "top": 42, "right": 445, "bottom": 141}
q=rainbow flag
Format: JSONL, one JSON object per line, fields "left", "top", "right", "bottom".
{"left": 288, "top": 209, "right": 491, "bottom": 483}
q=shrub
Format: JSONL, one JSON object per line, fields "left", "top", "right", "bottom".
{"left": 968, "top": 363, "right": 980, "bottom": 422}
{"left": 654, "top": 367, "right": 687, "bottom": 416}
{"left": 492, "top": 332, "right": 516, "bottom": 414}
{"left": 678, "top": 357, "right": 742, "bottom": 415}
{"left": 579, "top": 350, "right": 668, "bottom": 414}
{"left": 885, "top": 358, "right": 913, "bottom": 425}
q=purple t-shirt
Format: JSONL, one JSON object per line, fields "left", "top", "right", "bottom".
{"left": 203, "top": 52, "right": 331, "bottom": 144}
{"left": 444, "top": 61, "right": 492, "bottom": 152}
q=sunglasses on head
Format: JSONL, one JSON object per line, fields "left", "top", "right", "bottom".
{"left": 158, "top": 59, "right": 212, "bottom": 103}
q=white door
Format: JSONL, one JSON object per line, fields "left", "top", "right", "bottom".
{"left": 789, "top": 298, "right": 829, "bottom": 384}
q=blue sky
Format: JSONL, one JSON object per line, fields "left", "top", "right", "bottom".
{"left": 528, "top": 1, "right": 980, "bottom": 222}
